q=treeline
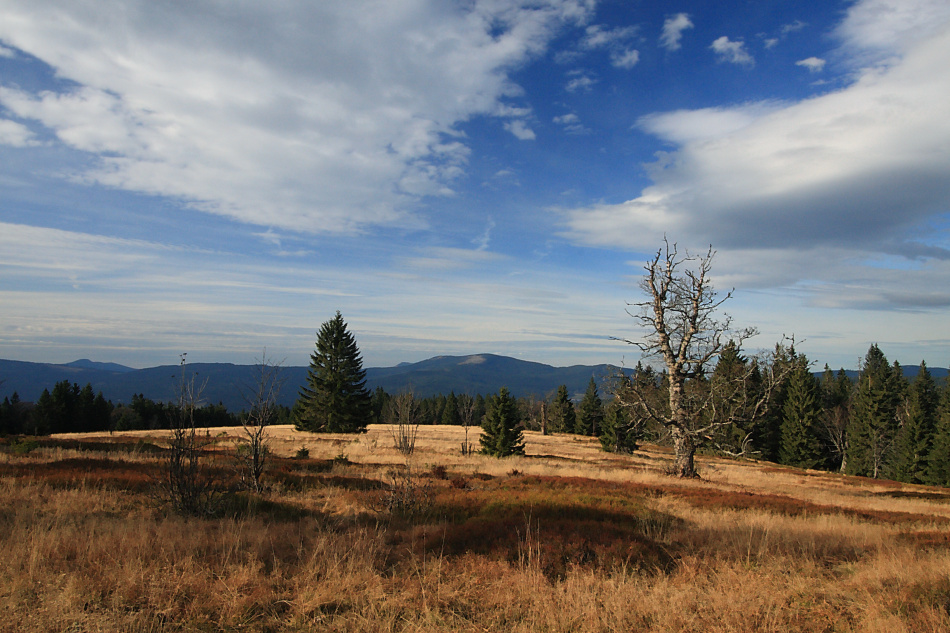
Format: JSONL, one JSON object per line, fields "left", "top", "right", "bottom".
{"left": 0, "top": 380, "right": 293, "bottom": 435}
{"left": 612, "top": 344, "right": 950, "bottom": 487}
{"left": 385, "top": 343, "right": 950, "bottom": 488}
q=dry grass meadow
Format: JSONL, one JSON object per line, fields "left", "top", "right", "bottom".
{"left": 2, "top": 424, "right": 950, "bottom": 632}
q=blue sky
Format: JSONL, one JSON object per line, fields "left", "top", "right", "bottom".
{"left": 2, "top": 0, "right": 950, "bottom": 370}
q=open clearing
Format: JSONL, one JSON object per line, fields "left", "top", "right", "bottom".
{"left": 2, "top": 424, "right": 950, "bottom": 632}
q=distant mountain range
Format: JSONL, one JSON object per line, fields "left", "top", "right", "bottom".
{"left": 0, "top": 354, "right": 632, "bottom": 412}
{"left": 3, "top": 355, "right": 945, "bottom": 413}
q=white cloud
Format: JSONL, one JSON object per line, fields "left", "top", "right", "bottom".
{"left": 796, "top": 57, "right": 827, "bottom": 72}
{"left": 763, "top": 37, "right": 779, "bottom": 49}
{"left": 0, "top": 119, "right": 38, "bottom": 147}
{"left": 610, "top": 49, "right": 640, "bottom": 69}
{"left": 565, "top": 74, "right": 596, "bottom": 92}
{"left": 780, "top": 20, "right": 807, "bottom": 35}
{"left": 711, "top": 36, "right": 754, "bottom": 65}
{"left": 0, "top": 0, "right": 594, "bottom": 234}
{"left": 504, "top": 119, "right": 537, "bottom": 140}
{"left": 563, "top": 0, "right": 950, "bottom": 313}
{"left": 473, "top": 218, "right": 497, "bottom": 251}
{"left": 0, "top": 43, "right": 15, "bottom": 58}
{"left": 660, "top": 13, "right": 694, "bottom": 51}
{"left": 637, "top": 102, "right": 783, "bottom": 144}
{"left": 837, "top": 0, "right": 950, "bottom": 57}
{"left": 581, "top": 24, "right": 637, "bottom": 50}
{"left": 554, "top": 112, "right": 588, "bottom": 134}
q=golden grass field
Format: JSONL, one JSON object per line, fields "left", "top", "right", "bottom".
{"left": 2, "top": 424, "right": 950, "bottom": 632}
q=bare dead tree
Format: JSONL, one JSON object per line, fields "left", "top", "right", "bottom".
{"left": 616, "top": 239, "right": 785, "bottom": 477}
{"left": 236, "top": 351, "right": 284, "bottom": 493}
{"left": 458, "top": 394, "right": 477, "bottom": 456}
{"left": 159, "top": 354, "right": 223, "bottom": 515}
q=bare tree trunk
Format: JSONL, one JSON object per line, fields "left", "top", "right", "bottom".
{"left": 671, "top": 426, "right": 698, "bottom": 478}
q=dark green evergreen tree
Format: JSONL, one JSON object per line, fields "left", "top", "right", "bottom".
{"left": 819, "top": 366, "right": 852, "bottom": 472}
{"left": 479, "top": 387, "right": 525, "bottom": 457}
{"left": 779, "top": 358, "right": 824, "bottom": 468}
{"left": 846, "top": 345, "right": 902, "bottom": 478}
{"left": 441, "top": 392, "right": 461, "bottom": 425}
{"left": 755, "top": 342, "right": 798, "bottom": 461}
{"left": 294, "top": 311, "right": 372, "bottom": 433}
{"left": 576, "top": 377, "right": 604, "bottom": 436}
{"left": 707, "top": 341, "right": 762, "bottom": 456}
{"left": 473, "top": 394, "right": 487, "bottom": 425}
{"left": 31, "top": 388, "right": 55, "bottom": 435}
{"left": 548, "top": 384, "right": 575, "bottom": 434}
{"left": 887, "top": 362, "right": 938, "bottom": 483}
{"left": 370, "top": 386, "right": 390, "bottom": 424}
{"left": 0, "top": 393, "right": 27, "bottom": 435}
{"left": 925, "top": 384, "right": 950, "bottom": 486}
{"left": 599, "top": 393, "right": 642, "bottom": 453}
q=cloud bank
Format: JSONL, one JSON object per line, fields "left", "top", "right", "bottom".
{"left": 563, "top": 0, "right": 950, "bottom": 311}
{"left": 0, "top": 0, "right": 594, "bottom": 234}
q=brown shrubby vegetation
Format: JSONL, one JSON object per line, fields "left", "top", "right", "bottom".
{"left": 2, "top": 424, "right": 950, "bottom": 632}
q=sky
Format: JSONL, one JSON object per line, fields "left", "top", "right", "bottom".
{"left": 2, "top": 0, "right": 950, "bottom": 371}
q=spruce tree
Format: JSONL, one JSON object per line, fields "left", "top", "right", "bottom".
{"left": 708, "top": 341, "right": 761, "bottom": 456}
{"left": 294, "top": 311, "right": 372, "bottom": 433}
{"left": 779, "top": 359, "right": 824, "bottom": 469}
{"left": 441, "top": 392, "right": 461, "bottom": 425}
{"left": 599, "top": 397, "right": 641, "bottom": 453}
{"left": 576, "top": 377, "right": 604, "bottom": 436}
{"left": 924, "top": 382, "right": 950, "bottom": 486}
{"left": 479, "top": 387, "right": 525, "bottom": 457}
{"left": 548, "top": 385, "right": 576, "bottom": 434}
{"left": 846, "top": 345, "right": 902, "bottom": 478}
{"left": 820, "top": 366, "right": 852, "bottom": 471}
{"left": 756, "top": 343, "right": 797, "bottom": 461}
{"left": 887, "top": 362, "right": 938, "bottom": 483}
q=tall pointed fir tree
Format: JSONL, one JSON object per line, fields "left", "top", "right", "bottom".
{"left": 887, "top": 362, "right": 938, "bottom": 483}
{"left": 925, "top": 383, "right": 950, "bottom": 486}
{"left": 846, "top": 345, "right": 903, "bottom": 478}
{"left": 548, "top": 385, "right": 576, "bottom": 434}
{"left": 441, "top": 392, "right": 461, "bottom": 426}
{"left": 294, "top": 311, "right": 372, "bottom": 433}
{"left": 576, "top": 377, "right": 604, "bottom": 436}
{"left": 779, "top": 357, "right": 824, "bottom": 469}
{"left": 599, "top": 379, "right": 643, "bottom": 454}
{"left": 707, "top": 341, "right": 763, "bottom": 456}
{"left": 820, "top": 366, "right": 853, "bottom": 472}
{"left": 479, "top": 387, "right": 525, "bottom": 457}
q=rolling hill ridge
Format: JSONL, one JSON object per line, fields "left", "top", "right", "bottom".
{"left": 0, "top": 354, "right": 631, "bottom": 411}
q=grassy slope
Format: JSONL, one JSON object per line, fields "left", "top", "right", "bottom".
{"left": 2, "top": 425, "right": 950, "bottom": 632}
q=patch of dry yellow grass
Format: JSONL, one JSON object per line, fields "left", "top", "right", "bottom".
{"left": 20, "top": 425, "right": 949, "bottom": 632}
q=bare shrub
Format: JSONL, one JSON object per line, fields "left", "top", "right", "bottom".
{"left": 157, "top": 354, "right": 226, "bottom": 516}
{"left": 235, "top": 351, "right": 283, "bottom": 493}
{"left": 378, "top": 463, "right": 431, "bottom": 520}
{"left": 378, "top": 391, "right": 430, "bottom": 519}
{"left": 388, "top": 392, "right": 419, "bottom": 457}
